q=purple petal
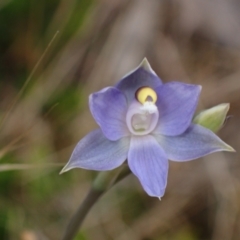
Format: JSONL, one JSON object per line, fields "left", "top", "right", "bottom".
{"left": 116, "top": 60, "right": 162, "bottom": 103}
{"left": 60, "top": 129, "right": 130, "bottom": 173}
{"left": 89, "top": 87, "right": 129, "bottom": 141}
{"left": 128, "top": 135, "right": 168, "bottom": 197}
{"left": 154, "top": 82, "right": 201, "bottom": 136}
{"left": 154, "top": 124, "right": 235, "bottom": 162}
{"left": 138, "top": 58, "right": 158, "bottom": 76}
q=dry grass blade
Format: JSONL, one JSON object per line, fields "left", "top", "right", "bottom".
{"left": 0, "top": 103, "right": 59, "bottom": 161}
{"left": 0, "top": 163, "right": 63, "bottom": 172}
{"left": 0, "top": 31, "right": 59, "bottom": 131}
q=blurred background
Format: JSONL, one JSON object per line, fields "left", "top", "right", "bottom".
{"left": 0, "top": 0, "right": 240, "bottom": 239}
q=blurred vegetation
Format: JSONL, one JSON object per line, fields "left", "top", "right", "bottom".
{"left": 0, "top": 0, "right": 240, "bottom": 239}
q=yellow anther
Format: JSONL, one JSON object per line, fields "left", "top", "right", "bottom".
{"left": 136, "top": 87, "right": 157, "bottom": 104}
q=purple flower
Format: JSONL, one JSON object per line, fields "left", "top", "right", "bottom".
{"left": 61, "top": 59, "right": 234, "bottom": 198}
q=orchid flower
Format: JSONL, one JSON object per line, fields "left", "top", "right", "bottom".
{"left": 61, "top": 59, "right": 234, "bottom": 198}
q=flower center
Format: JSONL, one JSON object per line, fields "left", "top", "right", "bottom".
{"left": 126, "top": 87, "right": 159, "bottom": 136}
{"left": 136, "top": 86, "right": 157, "bottom": 104}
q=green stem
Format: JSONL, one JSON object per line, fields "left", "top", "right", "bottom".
{"left": 61, "top": 165, "right": 131, "bottom": 240}
{"left": 61, "top": 187, "right": 103, "bottom": 240}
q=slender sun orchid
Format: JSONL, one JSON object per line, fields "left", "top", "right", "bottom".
{"left": 61, "top": 59, "right": 234, "bottom": 198}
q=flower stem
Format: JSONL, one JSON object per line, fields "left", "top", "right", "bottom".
{"left": 61, "top": 165, "right": 131, "bottom": 240}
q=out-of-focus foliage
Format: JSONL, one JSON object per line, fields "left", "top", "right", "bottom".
{"left": 0, "top": 0, "right": 240, "bottom": 239}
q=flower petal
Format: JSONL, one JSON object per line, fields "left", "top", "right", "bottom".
{"left": 128, "top": 135, "right": 168, "bottom": 197}
{"left": 155, "top": 124, "right": 235, "bottom": 162}
{"left": 116, "top": 60, "right": 162, "bottom": 103}
{"left": 140, "top": 58, "right": 158, "bottom": 75}
{"left": 60, "top": 129, "right": 130, "bottom": 173}
{"left": 89, "top": 87, "right": 129, "bottom": 141}
{"left": 154, "top": 82, "right": 202, "bottom": 136}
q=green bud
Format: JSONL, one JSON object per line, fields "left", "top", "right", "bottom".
{"left": 193, "top": 103, "right": 230, "bottom": 133}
